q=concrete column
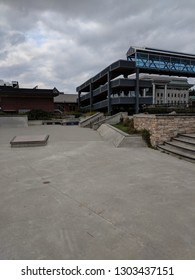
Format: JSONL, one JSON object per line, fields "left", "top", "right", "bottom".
{"left": 135, "top": 67, "right": 139, "bottom": 114}
{"left": 164, "top": 84, "right": 167, "bottom": 104}
{"left": 152, "top": 83, "right": 156, "bottom": 104}
{"left": 143, "top": 88, "right": 146, "bottom": 97}
{"left": 107, "top": 71, "right": 112, "bottom": 114}
{"left": 78, "top": 91, "right": 81, "bottom": 110}
{"left": 90, "top": 83, "right": 93, "bottom": 112}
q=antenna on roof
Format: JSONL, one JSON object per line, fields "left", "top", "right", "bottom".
{"left": 33, "top": 85, "right": 38, "bottom": 89}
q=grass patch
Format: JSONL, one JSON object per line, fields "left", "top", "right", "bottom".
{"left": 113, "top": 118, "right": 138, "bottom": 134}
{"left": 113, "top": 119, "right": 153, "bottom": 148}
{"left": 113, "top": 123, "right": 130, "bottom": 133}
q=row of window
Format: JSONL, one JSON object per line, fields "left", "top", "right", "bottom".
{"left": 156, "top": 100, "right": 187, "bottom": 104}
{"left": 156, "top": 92, "right": 187, "bottom": 98}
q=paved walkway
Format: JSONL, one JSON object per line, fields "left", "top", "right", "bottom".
{"left": 0, "top": 125, "right": 195, "bottom": 259}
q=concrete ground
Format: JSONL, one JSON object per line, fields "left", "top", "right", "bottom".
{"left": 0, "top": 125, "right": 195, "bottom": 260}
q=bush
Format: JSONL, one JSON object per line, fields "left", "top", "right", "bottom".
{"left": 83, "top": 111, "right": 97, "bottom": 117}
{"left": 27, "top": 109, "right": 53, "bottom": 120}
{"left": 141, "top": 129, "right": 152, "bottom": 148}
{"left": 143, "top": 106, "right": 195, "bottom": 114}
{"left": 123, "top": 117, "right": 131, "bottom": 127}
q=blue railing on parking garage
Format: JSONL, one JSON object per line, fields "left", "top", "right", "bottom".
{"left": 128, "top": 51, "right": 195, "bottom": 74}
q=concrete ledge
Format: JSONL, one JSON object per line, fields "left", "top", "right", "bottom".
{"left": 0, "top": 116, "right": 28, "bottom": 127}
{"left": 97, "top": 123, "right": 146, "bottom": 147}
{"left": 10, "top": 134, "right": 49, "bottom": 147}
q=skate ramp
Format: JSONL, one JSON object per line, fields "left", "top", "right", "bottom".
{"left": 0, "top": 116, "right": 28, "bottom": 128}
{"left": 97, "top": 123, "right": 147, "bottom": 147}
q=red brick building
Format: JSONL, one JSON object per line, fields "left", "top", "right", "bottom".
{"left": 0, "top": 85, "right": 59, "bottom": 113}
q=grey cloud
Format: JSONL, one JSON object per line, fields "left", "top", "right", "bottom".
{"left": 0, "top": 0, "right": 195, "bottom": 92}
{"left": 10, "top": 32, "right": 26, "bottom": 45}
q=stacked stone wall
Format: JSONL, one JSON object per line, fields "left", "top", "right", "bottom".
{"left": 133, "top": 114, "right": 195, "bottom": 146}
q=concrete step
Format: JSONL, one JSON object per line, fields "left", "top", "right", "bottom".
{"left": 165, "top": 140, "right": 195, "bottom": 154}
{"left": 157, "top": 144, "right": 195, "bottom": 163}
{"left": 157, "top": 132, "right": 195, "bottom": 163}
{"left": 173, "top": 137, "right": 195, "bottom": 147}
{"left": 178, "top": 133, "right": 195, "bottom": 143}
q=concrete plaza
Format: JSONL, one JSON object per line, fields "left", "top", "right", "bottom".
{"left": 0, "top": 125, "right": 195, "bottom": 259}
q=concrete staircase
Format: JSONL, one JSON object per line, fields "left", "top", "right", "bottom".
{"left": 79, "top": 112, "right": 105, "bottom": 128}
{"left": 157, "top": 134, "right": 195, "bottom": 163}
{"left": 92, "top": 112, "right": 128, "bottom": 130}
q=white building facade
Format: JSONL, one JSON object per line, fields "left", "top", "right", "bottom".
{"left": 141, "top": 75, "right": 192, "bottom": 105}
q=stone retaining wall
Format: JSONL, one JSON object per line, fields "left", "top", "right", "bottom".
{"left": 133, "top": 114, "right": 195, "bottom": 146}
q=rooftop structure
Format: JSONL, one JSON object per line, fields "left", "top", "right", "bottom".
{"left": 126, "top": 46, "right": 195, "bottom": 77}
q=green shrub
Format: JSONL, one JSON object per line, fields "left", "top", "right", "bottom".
{"left": 143, "top": 106, "right": 195, "bottom": 114}
{"left": 141, "top": 129, "right": 152, "bottom": 148}
{"left": 83, "top": 111, "right": 97, "bottom": 117}
{"left": 123, "top": 117, "right": 131, "bottom": 127}
{"left": 27, "top": 109, "right": 53, "bottom": 120}
{"left": 127, "top": 118, "right": 137, "bottom": 134}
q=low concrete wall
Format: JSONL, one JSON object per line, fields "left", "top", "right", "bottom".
{"left": 28, "top": 120, "right": 43, "bottom": 126}
{"left": 97, "top": 123, "right": 146, "bottom": 148}
{"left": 134, "top": 114, "right": 195, "bottom": 146}
{"left": 0, "top": 116, "right": 28, "bottom": 127}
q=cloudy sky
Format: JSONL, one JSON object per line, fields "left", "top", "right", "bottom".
{"left": 0, "top": 0, "right": 195, "bottom": 93}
